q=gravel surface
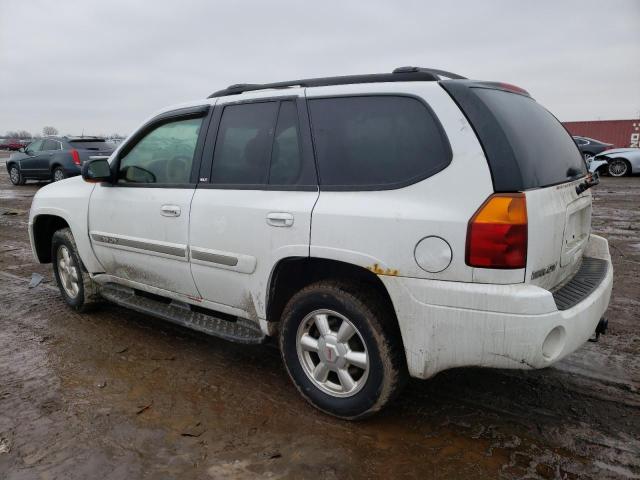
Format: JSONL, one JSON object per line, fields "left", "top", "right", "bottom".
{"left": 0, "top": 151, "right": 638, "bottom": 479}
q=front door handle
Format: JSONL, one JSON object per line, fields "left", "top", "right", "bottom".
{"left": 161, "top": 205, "right": 181, "bottom": 217}
{"left": 266, "top": 212, "right": 294, "bottom": 227}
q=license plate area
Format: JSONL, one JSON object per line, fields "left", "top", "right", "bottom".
{"left": 561, "top": 196, "right": 591, "bottom": 267}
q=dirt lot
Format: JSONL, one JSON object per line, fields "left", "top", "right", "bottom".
{"left": 0, "top": 150, "right": 638, "bottom": 479}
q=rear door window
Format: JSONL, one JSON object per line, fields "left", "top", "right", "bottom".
{"left": 308, "top": 96, "right": 451, "bottom": 189}
{"left": 269, "top": 101, "right": 304, "bottom": 185}
{"left": 472, "top": 88, "right": 587, "bottom": 188}
{"left": 211, "top": 102, "right": 278, "bottom": 185}
{"left": 210, "top": 100, "right": 313, "bottom": 187}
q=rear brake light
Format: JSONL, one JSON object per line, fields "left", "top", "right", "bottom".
{"left": 482, "top": 82, "right": 531, "bottom": 96}
{"left": 466, "top": 193, "right": 527, "bottom": 269}
{"left": 497, "top": 82, "right": 530, "bottom": 96}
{"left": 71, "top": 148, "right": 81, "bottom": 165}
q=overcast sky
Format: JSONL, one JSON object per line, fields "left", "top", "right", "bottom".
{"left": 1, "top": 0, "right": 639, "bottom": 137}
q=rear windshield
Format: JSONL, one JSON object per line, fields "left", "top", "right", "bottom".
{"left": 69, "top": 139, "right": 113, "bottom": 150}
{"left": 473, "top": 88, "right": 586, "bottom": 188}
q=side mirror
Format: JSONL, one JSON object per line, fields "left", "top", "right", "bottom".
{"left": 82, "top": 157, "right": 112, "bottom": 183}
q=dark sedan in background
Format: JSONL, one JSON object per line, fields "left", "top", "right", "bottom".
{"left": 6, "top": 136, "right": 113, "bottom": 185}
{"left": 573, "top": 136, "right": 614, "bottom": 161}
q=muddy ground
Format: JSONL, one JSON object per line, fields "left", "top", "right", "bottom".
{"left": 0, "top": 150, "right": 638, "bottom": 479}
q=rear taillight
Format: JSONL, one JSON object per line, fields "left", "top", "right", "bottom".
{"left": 71, "top": 148, "right": 81, "bottom": 165}
{"left": 466, "top": 193, "right": 527, "bottom": 269}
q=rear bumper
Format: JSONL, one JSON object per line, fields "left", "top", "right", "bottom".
{"left": 382, "top": 234, "right": 613, "bottom": 379}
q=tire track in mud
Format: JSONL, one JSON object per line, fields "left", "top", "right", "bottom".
{"left": 1, "top": 266, "right": 639, "bottom": 479}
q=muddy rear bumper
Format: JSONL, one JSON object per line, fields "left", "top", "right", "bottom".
{"left": 381, "top": 235, "right": 613, "bottom": 379}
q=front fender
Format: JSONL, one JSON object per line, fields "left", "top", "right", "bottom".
{"left": 29, "top": 176, "right": 104, "bottom": 273}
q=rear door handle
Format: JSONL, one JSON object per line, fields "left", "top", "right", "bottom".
{"left": 266, "top": 212, "right": 294, "bottom": 227}
{"left": 161, "top": 205, "right": 181, "bottom": 217}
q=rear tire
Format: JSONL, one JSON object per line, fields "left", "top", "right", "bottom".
{"left": 52, "top": 167, "right": 66, "bottom": 182}
{"left": 51, "top": 228, "right": 100, "bottom": 312}
{"left": 9, "top": 164, "right": 25, "bottom": 185}
{"left": 279, "top": 280, "right": 407, "bottom": 419}
{"left": 608, "top": 158, "right": 629, "bottom": 177}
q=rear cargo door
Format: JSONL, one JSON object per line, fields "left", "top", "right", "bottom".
{"left": 443, "top": 83, "right": 591, "bottom": 289}
{"left": 525, "top": 182, "right": 591, "bottom": 289}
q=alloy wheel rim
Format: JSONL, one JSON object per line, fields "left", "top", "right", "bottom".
{"left": 57, "top": 245, "right": 80, "bottom": 298}
{"left": 609, "top": 160, "right": 627, "bottom": 176}
{"left": 296, "top": 309, "right": 369, "bottom": 398}
{"left": 54, "top": 170, "right": 64, "bottom": 181}
{"left": 10, "top": 167, "right": 19, "bottom": 184}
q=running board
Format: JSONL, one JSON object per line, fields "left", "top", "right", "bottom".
{"left": 99, "top": 283, "right": 265, "bottom": 344}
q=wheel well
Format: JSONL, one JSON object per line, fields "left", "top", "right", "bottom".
{"left": 32, "top": 215, "right": 70, "bottom": 263}
{"left": 595, "top": 164, "right": 608, "bottom": 174}
{"left": 267, "top": 257, "right": 398, "bottom": 327}
{"left": 610, "top": 157, "right": 632, "bottom": 174}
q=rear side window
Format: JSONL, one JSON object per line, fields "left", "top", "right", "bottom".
{"left": 473, "top": 88, "right": 586, "bottom": 188}
{"left": 308, "top": 96, "right": 451, "bottom": 189}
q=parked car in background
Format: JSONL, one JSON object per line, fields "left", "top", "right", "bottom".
{"left": 595, "top": 148, "right": 640, "bottom": 177}
{"left": 587, "top": 157, "right": 608, "bottom": 175}
{"left": 6, "top": 136, "right": 114, "bottom": 185}
{"left": 0, "top": 139, "right": 28, "bottom": 151}
{"left": 28, "top": 67, "right": 612, "bottom": 419}
{"left": 573, "top": 136, "right": 614, "bottom": 161}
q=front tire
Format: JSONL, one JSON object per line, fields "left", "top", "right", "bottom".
{"left": 608, "top": 158, "right": 629, "bottom": 177}
{"left": 51, "top": 228, "right": 100, "bottom": 312}
{"left": 9, "top": 165, "right": 25, "bottom": 185}
{"left": 279, "top": 281, "right": 407, "bottom": 419}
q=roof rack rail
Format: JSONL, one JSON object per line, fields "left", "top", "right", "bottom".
{"left": 391, "top": 66, "right": 467, "bottom": 80}
{"left": 207, "top": 66, "right": 467, "bottom": 98}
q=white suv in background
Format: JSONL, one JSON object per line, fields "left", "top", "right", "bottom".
{"left": 29, "top": 67, "right": 612, "bottom": 419}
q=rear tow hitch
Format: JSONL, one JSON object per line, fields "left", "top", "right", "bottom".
{"left": 588, "top": 317, "right": 608, "bottom": 342}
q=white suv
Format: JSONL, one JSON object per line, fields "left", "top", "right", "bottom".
{"left": 29, "top": 67, "right": 613, "bottom": 419}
